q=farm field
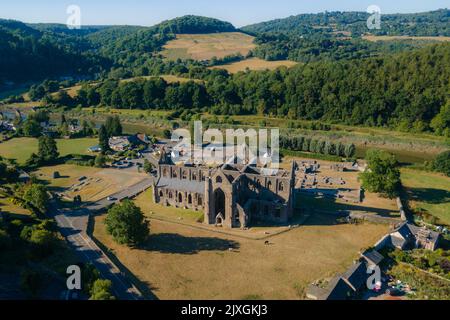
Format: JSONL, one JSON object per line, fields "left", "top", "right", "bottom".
{"left": 363, "top": 35, "right": 450, "bottom": 42}
{"left": 93, "top": 212, "right": 388, "bottom": 300}
{"left": 210, "top": 58, "right": 298, "bottom": 73}
{"left": 162, "top": 32, "right": 256, "bottom": 60}
{"left": 401, "top": 168, "right": 450, "bottom": 226}
{"left": 0, "top": 137, "right": 97, "bottom": 164}
{"left": 35, "top": 164, "right": 147, "bottom": 202}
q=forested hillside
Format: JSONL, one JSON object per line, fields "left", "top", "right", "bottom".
{"left": 242, "top": 9, "right": 450, "bottom": 36}
{"left": 0, "top": 19, "right": 110, "bottom": 84}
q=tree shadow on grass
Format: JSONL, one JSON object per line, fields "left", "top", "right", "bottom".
{"left": 407, "top": 188, "right": 450, "bottom": 205}
{"left": 142, "top": 233, "right": 240, "bottom": 255}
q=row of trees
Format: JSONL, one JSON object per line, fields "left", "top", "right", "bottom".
{"left": 280, "top": 136, "right": 356, "bottom": 158}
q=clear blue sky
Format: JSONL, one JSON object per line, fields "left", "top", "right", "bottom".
{"left": 1, "top": 0, "right": 448, "bottom": 27}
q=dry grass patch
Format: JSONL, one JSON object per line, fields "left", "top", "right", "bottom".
{"left": 210, "top": 58, "right": 298, "bottom": 73}
{"left": 162, "top": 32, "right": 256, "bottom": 61}
{"left": 93, "top": 212, "right": 388, "bottom": 300}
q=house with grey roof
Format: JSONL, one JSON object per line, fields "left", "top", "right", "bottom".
{"left": 387, "top": 222, "right": 440, "bottom": 251}
{"left": 306, "top": 261, "right": 369, "bottom": 300}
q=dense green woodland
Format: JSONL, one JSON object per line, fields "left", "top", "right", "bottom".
{"left": 0, "top": 20, "right": 110, "bottom": 83}
{"left": 59, "top": 43, "right": 448, "bottom": 136}
{"left": 242, "top": 9, "right": 450, "bottom": 36}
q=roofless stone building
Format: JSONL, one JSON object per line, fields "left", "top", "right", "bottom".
{"left": 152, "top": 151, "right": 296, "bottom": 229}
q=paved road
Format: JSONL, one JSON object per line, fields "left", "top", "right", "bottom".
{"left": 50, "top": 177, "right": 155, "bottom": 300}
{"left": 85, "top": 178, "right": 154, "bottom": 212}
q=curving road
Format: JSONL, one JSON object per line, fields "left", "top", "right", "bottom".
{"left": 50, "top": 177, "right": 154, "bottom": 300}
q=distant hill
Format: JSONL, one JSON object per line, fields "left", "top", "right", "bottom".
{"left": 154, "top": 15, "right": 236, "bottom": 34}
{"left": 0, "top": 19, "right": 110, "bottom": 84}
{"left": 242, "top": 9, "right": 450, "bottom": 37}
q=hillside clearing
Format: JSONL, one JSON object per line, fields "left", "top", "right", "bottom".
{"left": 209, "top": 58, "right": 298, "bottom": 73}
{"left": 162, "top": 32, "right": 256, "bottom": 60}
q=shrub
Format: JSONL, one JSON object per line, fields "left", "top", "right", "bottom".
{"left": 89, "top": 279, "right": 116, "bottom": 300}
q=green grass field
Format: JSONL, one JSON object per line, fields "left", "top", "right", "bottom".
{"left": 0, "top": 137, "right": 97, "bottom": 164}
{"left": 401, "top": 168, "right": 450, "bottom": 225}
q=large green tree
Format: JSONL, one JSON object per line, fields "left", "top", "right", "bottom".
{"left": 360, "top": 149, "right": 402, "bottom": 198}
{"left": 37, "top": 135, "right": 59, "bottom": 163}
{"left": 98, "top": 125, "right": 109, "bottom": 154}
{"left": 23, "top": 184, "right": 50, "bottom": 214}
{"left": 105, "top": 200, "right": 149, "bottom": 247}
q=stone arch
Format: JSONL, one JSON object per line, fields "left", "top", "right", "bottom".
{"left": 214, "top": 188, "right": 226, "bottom": 222}
{"left": 178, "top": 192, "right": 183, "bottom": 203}
{"left": 188, "top": 194, "right": 192, "bottom": 204}
{"left": 267, "top": 181, "right": 273, "bottom": 191}
{"left": 279, "top": 181, "right": 284, "bottom": 191}
{"left": 216, "top": 176, "right": 223, "bottom": 183}
{"left": 159, "top": 190, "right": 163, "bottom": 197}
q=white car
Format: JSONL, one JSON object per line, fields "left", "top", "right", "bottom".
{"left": 107, "top": 196, "right": 116, "bottom": 201}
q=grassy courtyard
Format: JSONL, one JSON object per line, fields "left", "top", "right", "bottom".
{"left": 93, "top": 211, "right": 388, "bottom": 300}
{"left": 401, "top": 168, "right": 450, "bottom": 225}
{"left": 0, "top": 137, "right": 97, "bottom": 164}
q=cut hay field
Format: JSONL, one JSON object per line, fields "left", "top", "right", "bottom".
{"left": 93, "top": 212, "right": 388, "bottom": 299}
{"left": 363, "top": 35, "right": 450, "bottom": 42}
{"left": 162, "top": 32, "right": 256, "bottom": 60}
{"left": 0, "top": 137, "right": 97, "bottom": 164}
{"left": 401, "top": 168, "right": 450, "bottom": 226}
{"left": 209, "top": 58, "right": 298, "bottom": 73}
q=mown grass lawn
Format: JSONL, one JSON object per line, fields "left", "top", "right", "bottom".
{"left": 0, "top": 137, "right": 97, "bottom": 164}
{"left": 401, "top": 168, "right": 450, "bottom": 225}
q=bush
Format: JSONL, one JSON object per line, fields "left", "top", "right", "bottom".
{"left": 29, "top": 228, "right": 57, "bottom": 256}
{"left": 89, "top": 279, "right": 116, "bottom": 300}
{"left": 432, "top": 151, "right": 450, "bottom": 177}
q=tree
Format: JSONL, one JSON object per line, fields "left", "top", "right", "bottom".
{"left": 98, "top": 125, "right": 109, "bottom": 154}
{"left": 37, "top": 135, "right": 59, "bottom": 163}
{"left": 94, "top": 154, "right": 107, "bottom": 168}
{"left": 432, "top": 151, "right": 450, "bottom": 177}
{"left": 22, "top": 119, "right": 42, "bottom": 137}
{"left": 105, "top": 116, "right": 122, "bottom": 137}
{"left": 360, "top": 149, "right": 401, "bottom": 198}
{"left": 105, "top": 200, "right": 149, "bottom": 247}
{"left": 29, "top": 228, "right": 56, "bottom": 256}
{"left": 89, "top": 279, "right": 116, "bottom": 300}
{"left": 143, "top": 159, "right": 154, "bottom": 173}
{"left": 23, "top": 184, "right": 50, "bottom": 214}
{"left": 344, "top": 144, "right": 356, "bottom": 158}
